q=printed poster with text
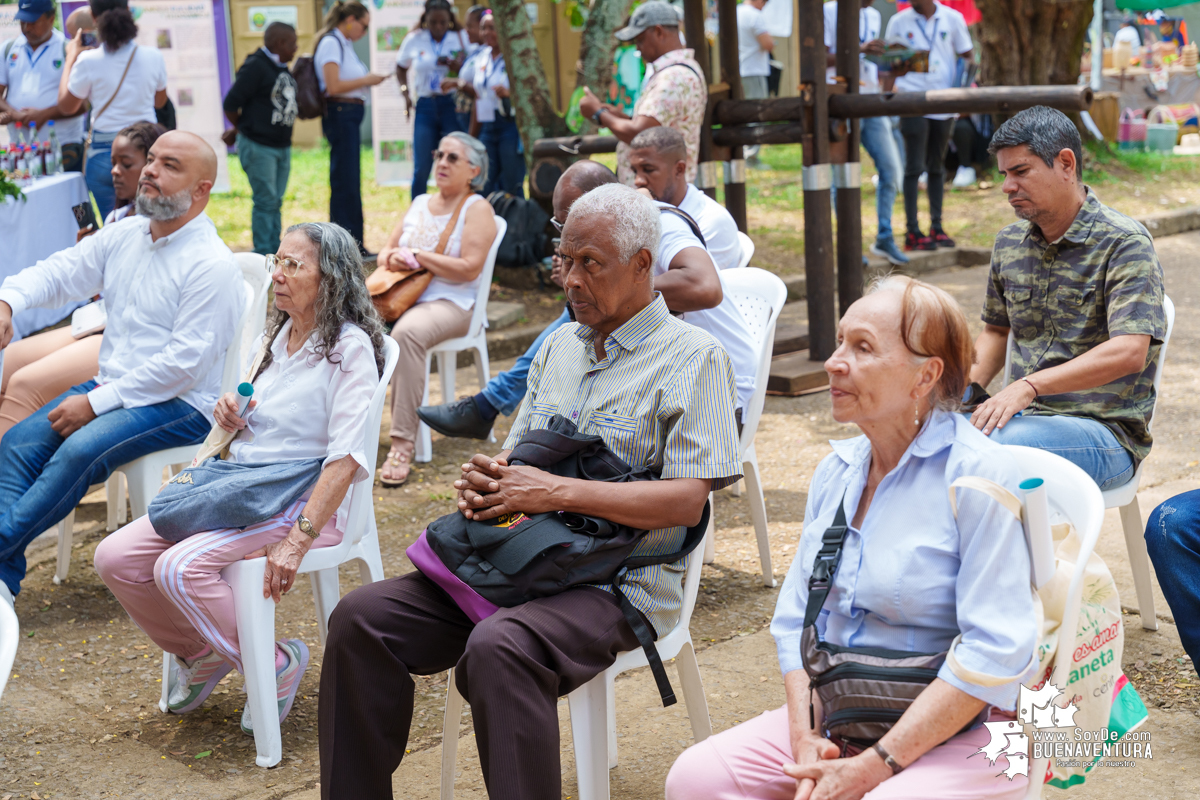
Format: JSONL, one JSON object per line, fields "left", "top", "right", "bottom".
{"left": 132, "top": 0, "right": 230, "bottom": 191}
{"left": 369, "top": 0, "right": 422, "bottom": 187}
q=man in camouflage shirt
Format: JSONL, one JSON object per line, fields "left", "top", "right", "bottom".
{"left": 967, "top": 106, "right": 1167, "bottom": 490}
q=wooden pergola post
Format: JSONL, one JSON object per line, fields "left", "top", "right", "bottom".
{"left": 682, "top": 0, "right": 720, "bottom": 201}
{"left": 717, "top": 0, "right": 748, "bottom": 232}
{"left": 834, "top": 0, "right": 863, "bottom": 316}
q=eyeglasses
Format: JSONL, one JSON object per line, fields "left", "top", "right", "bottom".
{"left": 267, "top": 254, "right": 305, "bottom": 278}
{"left": 550, "top": 216, "right": 563, "bottom": 232}
{"left": 432, "top": 149, "right": 462, "bottom": 165}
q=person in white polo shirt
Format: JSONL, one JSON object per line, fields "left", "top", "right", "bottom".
{"left": 737, "top": 0, "right": 773, "bottom": 165}
{"left": 824, "top": 0, "right": 909, "bottom": 266}
{"left": 0, "top": 0, "right": 86, "bottom": 171}
{"left": 884, "top": 0, "right": 972, "bottom": 253}
{"left": 58, "top": 0, "right": 169, "bottom": 220}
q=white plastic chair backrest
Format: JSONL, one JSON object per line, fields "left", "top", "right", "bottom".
{"left": 736, "top": 231, "right": 755, "bottom": 270}
{"left": 718, "top": 267, "right": 787, "bottom": 449}
{"left": 1002, "top": 296, "right": 1174, "bottom": 432}
{"left": 462, "top": 216, "right": 507, "bottom": 339}
{"left": 1002, "top": 445, "right": 1105, "bottom": 687}
{"left": 341, "top": 336, "right": 400, "bottom": 546}
{"left": 0, "top": 598, "right": 16, "bottom": 700}
{"left": 234, "top": 252, "right": 272, "bottom": 368}
{"left": 677, "top": 506, "right": 710, "bottom": 633}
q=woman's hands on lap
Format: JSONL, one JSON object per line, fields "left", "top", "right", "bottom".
{"left": 785, "top": 749, "right": 892, "bottom": 800}
{"left": 246, "top": 526, "right": 313, "bottom": 602}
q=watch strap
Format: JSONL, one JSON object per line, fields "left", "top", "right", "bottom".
{"left": 298, "top": 514, "right": 319, "bottom": 539}
{"left": 871, "top": 742, "right": 903, "bottom": 775}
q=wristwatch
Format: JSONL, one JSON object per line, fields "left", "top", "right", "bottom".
{"left": 297, "top": 514, "right": 319, "bottom": 540}
{"left": 871, "top": 742, "right": 904, "bottom": 775}
{"left": 592, "top": 106, "right": 606, "bottom": 125}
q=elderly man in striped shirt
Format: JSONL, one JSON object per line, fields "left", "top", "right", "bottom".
{"left": 318, "top": 184, "right": 742, "bottom": 800}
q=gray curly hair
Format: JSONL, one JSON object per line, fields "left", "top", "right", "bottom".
{"left": 442, "top": 131, "right": 489, "bottom": 192}
{"left": 254, "top": 222, "right": 387, "bottom": 380}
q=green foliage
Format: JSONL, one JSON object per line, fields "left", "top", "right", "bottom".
{"left": 0, "top": 173, "right": 26, "bottom": 203}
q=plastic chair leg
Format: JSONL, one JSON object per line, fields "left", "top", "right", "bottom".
{"left": 1120, "top": 497, "right": 1159, "bottom": 631}
{"left": 606, "top": 671, "right": 617, "bottom": 769}
{"left": 567, "top": 675, "right": 611, "bottom": 800}
{"left": 702, "top": 492, "right": 716, "bottom": 564}
{"left": 731, "top": 478, "right": 744, "bottom": 497}
{"left": 416, "top": 356, "right": 434, "bottom": 463}
{"left": 106, "top": 473, "right": 126, "bottom": 531}
{"left": 441, "top": 668, "right": 464, "bottom": 800}
{"left": 309, "top": 568, "right": 341, "bottom": 648}
{"left": 743, "top": 455, "right": 775, "bottom": 588}
{"left": 0, "top": 597, "right": 19, "bottom": 701}
{"left": 357, "top": 525, "right": 386, "bottom": 584}
{"left": 158, "top": 651, "right": 172, "bottom": 712}
{"left": 126, "top": 464, "right": 155, "bottom": 521}
{"left": 473, "top": 345, "right": 496, "bottom": 444}
{"left": 227, "top": 559, "right": 283, "bottom": 768}
{"left": 53, "top": 511, "right": 75, "bottom": 585}
{"left": 675, "top": 639, "right": 712, "bottom": 743}
{"left": 438, "top": 351, "right": 456, "bottom": 409}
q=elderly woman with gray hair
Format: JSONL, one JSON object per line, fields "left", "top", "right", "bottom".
{"left": 376, "top": 131, "right": 498, "bottom": 486}
{"left": 96, "top": 222, "right": 386, "bottom": 734}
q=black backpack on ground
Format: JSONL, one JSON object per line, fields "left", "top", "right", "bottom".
{"left": 412, "top": 414, "right": 710, "bottom": 706}
{"left": 487, "top": 190, "right": 550, "bottom": 268}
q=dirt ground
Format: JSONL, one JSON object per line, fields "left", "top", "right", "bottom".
{"left": 3, "top": 233, "right": 1199, "bottom": 798}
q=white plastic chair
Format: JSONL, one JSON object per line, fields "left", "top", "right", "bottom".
{"left": 736, "top": 231, "right": 755, "bottom": 269}
{"left": 415, "top": 218, "right": 507, "bottom": 463}
{"left": 701, "top": 268, "right": 788, "bottom": 587}
{"left": 1001, "top": 446, "right": 1106, "bottom": 800}
{"left": 156, "top": 335, "right": 399, "bottom": 768}
{"left": 1001, "top": 295, "right": 1174, "bottom": 631}
{"left": 51, "top": 254, "right": 272, "bottom": 584}
{"left": 0, "top": 597, "right": 16, "bottom": 701}
{"left": 438, "top": 518, "right": 713, "bottom": 800}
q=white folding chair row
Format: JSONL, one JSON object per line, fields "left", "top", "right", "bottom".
{"left": 157, "top": 335, "right": 399, "bottom": 768}
{"left": 415, "top": 218, "right": 507, "bottom": 462}
{"left": 1003, "top": 446, "right": 1106, "bottom": 799}
{"left": 1001, "top": 295, "right": 1174, "bottom": 631}
{"left": 702, "top": 267, "right": 789, "bottom": 587}
{"left": 438, "top": 518, "right": 713, "bottom": 800}
{"left": 50, "top": 253, "right": 273, "bottom": 584}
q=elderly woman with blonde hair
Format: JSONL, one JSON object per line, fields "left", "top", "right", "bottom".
{"left": 666, "top": 276, "right": 1038, "bottom": 800}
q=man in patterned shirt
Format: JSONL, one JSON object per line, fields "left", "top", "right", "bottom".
{"left": 578, "top": 1, "right": 706, "bottom": 185}
{"left": 967, "top": 106, "right": 1166, "bottom": 490}
{"left": 318, "top": 184, "right": 741, "bottom": 799}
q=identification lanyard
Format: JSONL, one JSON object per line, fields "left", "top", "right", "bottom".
{"left": 20, "top": 42, "right": 52, "bottom": 96}
{"left": 483, "top": 52, "right": 504, "bottom": 88}
{"left": 914, "top": 14, "right": 939, "bottom": 50}
{"left": 859, "top": 9, "right": 869, "bottom": 44}
{"left": 429, "top": 33, "right": 450, "bottom": 91}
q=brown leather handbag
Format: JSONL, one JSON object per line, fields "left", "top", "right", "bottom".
{"left": 367, "top": 194, "right": 470, "bottom": 323}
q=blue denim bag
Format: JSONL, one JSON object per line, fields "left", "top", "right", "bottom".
{"left": 147, "top": 458, "right": 324, "bottom": 542}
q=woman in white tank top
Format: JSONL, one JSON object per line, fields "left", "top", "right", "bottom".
{"left": 376, "top": 131, "right": 498, "bottom": 486}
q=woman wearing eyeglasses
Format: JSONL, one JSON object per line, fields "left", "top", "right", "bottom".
{"left": 96, "top": 222, "right": 386, "bottom": 735}
{"left": 375, "top": 131, "right": 497, "bottom": 487}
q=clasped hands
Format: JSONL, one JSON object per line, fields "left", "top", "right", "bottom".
{"left": 784, "top": 733, "right": 892, "bottom": 800}
{"left": 454, "top": 453, "right": 561, "bottom": 521}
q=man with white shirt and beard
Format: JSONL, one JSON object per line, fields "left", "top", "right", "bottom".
{"left": 628, "top": 126, "right": 761, "bottom": 415}
{"left": 0, "top": 131, "right": 244, "bottom": 609}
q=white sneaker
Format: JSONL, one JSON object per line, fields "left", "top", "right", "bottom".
{"left": 167, "top": 648, "right": 232, "bottom": 713}
{"left": 952, "top": 166, "right": 977, "bottom": 188}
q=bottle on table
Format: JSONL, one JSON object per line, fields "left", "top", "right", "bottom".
{"left": 47, "top": 120, "right": 62, "bottom": 174}
{"left": 26, "top": 121, "right": 38, "bottom": 148}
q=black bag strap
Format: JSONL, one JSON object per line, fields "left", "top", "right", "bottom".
{"left": 803, "top": 491, "right": 849, "bottom": 629}
{"left": 658, "top": 206, "right": 707, "bottom": 248}
{"left": 611, "top": 498, "right": 711, "bottom": 707}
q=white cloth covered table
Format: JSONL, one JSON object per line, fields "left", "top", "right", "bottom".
{"left": 0, "top": 171, "right": 89, "bottom": 340}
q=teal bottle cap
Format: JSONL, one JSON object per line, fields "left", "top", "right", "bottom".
{"left": 237, "top": 382, "right": 254, "bottom": 397}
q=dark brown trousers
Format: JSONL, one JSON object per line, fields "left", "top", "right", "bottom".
{"left": 318, "top": 571, "right": 640, "bottom": 800}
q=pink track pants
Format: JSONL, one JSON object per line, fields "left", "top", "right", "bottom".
{"left": 94, "top": 500, "right": 343, "bottom": 673}
{"left": 665, "top": 705, "right": 1030, "bottom": 800}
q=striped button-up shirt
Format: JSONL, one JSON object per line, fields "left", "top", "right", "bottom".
{"left": 504, "top": 295, "right": 742, "bottom": 635}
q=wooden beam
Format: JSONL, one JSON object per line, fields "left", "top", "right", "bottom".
{"left": 531, "top": 135, "right": 620, "bottom": 159}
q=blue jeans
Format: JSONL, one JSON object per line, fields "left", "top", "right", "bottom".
{"left": 981, "top": 413, "right": 1135, "bottom": 490}
{"left": 412, "top": 95, "right": 464, "bottom": 200}
{"left": 322, "top": 101, "right": 365, "bottom": 246}
{"left": 0, "top": 381, "right": 210, "bottom": 597}
{"left": 479, "top": 116, "right": 526, "bottom": 197}
{"left": 85, "top": 129, "right": 118, "bottom": 221}
{"left": 237, "top": 133, "right": 292, "bottom": 255}
{"left": 481, "top": 308, "right": 571, "bottom": 416}
{"left": 1146, "top": 490, "right": 1200, "bottom": 663}
{"left": 860, "top": 116, "right": 901, "bottom": 245}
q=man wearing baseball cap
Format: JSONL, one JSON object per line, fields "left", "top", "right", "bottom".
{"left": 0, "top": 0, "right": 86, "bottom": 171}
{"left": 579, "top": 0, "right": 706, "bottom": 186}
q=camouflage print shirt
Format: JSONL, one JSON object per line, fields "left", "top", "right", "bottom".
{"left": 983, "top": 188, "right": 1167, "bottom": 469}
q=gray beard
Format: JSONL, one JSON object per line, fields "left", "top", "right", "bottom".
{"left": 135, "top": 187, "right": 192, "bottom": 221}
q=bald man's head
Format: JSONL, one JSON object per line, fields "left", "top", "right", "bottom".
{"left": 66, "top": 8, "right": 93, "bottom": 38}
{"left": 552, "top": 160, "right": 618, "bottom": 223}
{"left": 136, "top": 131, "right": 218, "bottom": 223}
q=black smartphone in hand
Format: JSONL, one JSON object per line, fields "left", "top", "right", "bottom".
{"left": 72, "top": 201, "right": 99, "bottom": 231}
{"left": 81, "top": 31, "right": 97, "bottom": 47}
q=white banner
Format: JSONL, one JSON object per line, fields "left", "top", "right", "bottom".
{"left": 369, "top": 0, "right": 423, "bottom": 187}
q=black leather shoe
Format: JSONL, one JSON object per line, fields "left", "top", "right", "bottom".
{"left": 417, "top": 397, "right": 494, "bottom": 440}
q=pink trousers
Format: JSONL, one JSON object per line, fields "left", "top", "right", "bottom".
{"left": 94, "top": 500, "right": 343, "bottom": 673}
{"left": 665, "top": 705, "right": 1029, "bottom": 800}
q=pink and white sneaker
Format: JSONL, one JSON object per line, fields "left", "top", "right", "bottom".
{"left": 167, "top": 647, "right": 232, "bottom": 714}
{"left": 240, "top": 639, "right": 310, "bottom": 735}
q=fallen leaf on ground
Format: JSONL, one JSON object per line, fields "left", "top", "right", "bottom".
{"left": 195, "top": 750, "right": 212, "bottom": 759}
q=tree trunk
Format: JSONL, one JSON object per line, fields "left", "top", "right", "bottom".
{"left": 976, "top": 0, "right": 1093, "bottom": 89}
{"left": 491, "top": 0, "right": 632, "bottom": 165}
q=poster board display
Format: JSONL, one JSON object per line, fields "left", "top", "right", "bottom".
{"left": 0, "top": 2, "right": 24, "bottom": 149}
{"left": 52, "top": 0, "right": 233, "bottom": 192}
{"left": 369, "top": 0, "right": 422, "bottom": 187}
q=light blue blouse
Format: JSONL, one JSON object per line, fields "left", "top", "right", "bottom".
{"left": 771, "top": 410, "right": 1038, "bottom": 710}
